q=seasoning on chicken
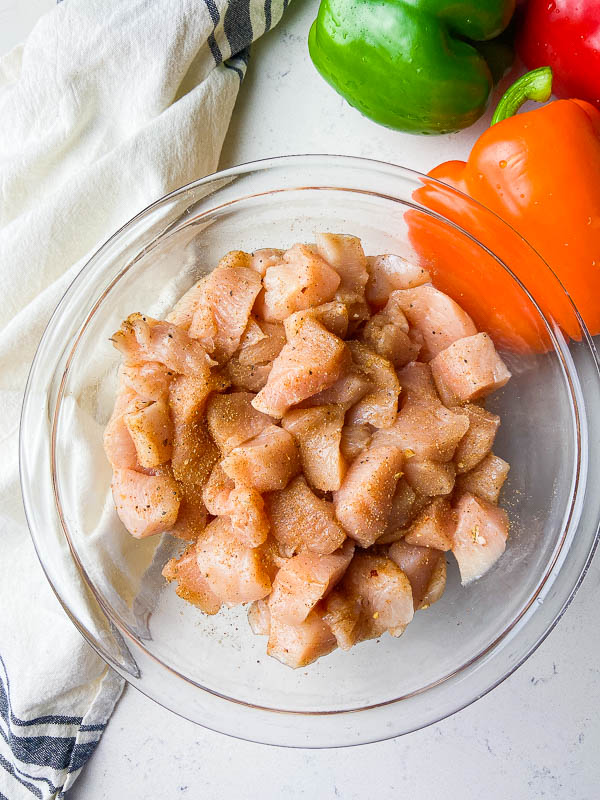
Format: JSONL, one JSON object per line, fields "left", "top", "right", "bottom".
{"left": 265, "top": 475, "right": 347, "bottom": 556}
{"left": 365, "top": 253, "right": 430, "bottom": 307}
{"left": 120, "top": 361, "right": 173, "bottom": 401}
{"left": 206, "top": 391, "right": 272, "bottom": 455}
{"left": 404, "top": 497, "right": 454, "bottom": 551}
{"left": 284, "top": 301, "right": 349, "bottom": 340}
{"left": 162, "top": 546, "right": 221, "bottom": 614}
{"left": 314, "top": 233, "right": 370, "bottom": 325}
{"left": 252, "top": 317, "right": 348, "bottom": 417}
{"left": 339, "top": 422, "right": 373, "bottom": 463}
{"left": 220, "top": 424, "right": 300, "bottom": 492}
{"left": 431, "top": 332, "right": 512, "bottom": 404}
{"left": 267, "top": 610, "right": 337, "bottom": 668}
{"left": 403, "top": 457, "right": 456, "bottom": 496}
{"left": 451, "top": 492, "right": 510, "bottom": 584}
{"left": 454, "top": 404, "right": 500, "bottom": 473}
{"left": 282, "top": 405, "right": 346, "bottom": 491}
{"left": 112, "top": 467, "right": 181, "bottom": 538}
{"left": 123, "top": 398, "right": 173, "bottom": 469}
{"left": 388, "top": 540, "right": 446, "bottom": 610}
{"left": 345, "top": 341, "right": 400, "bottom": 429}
{"left": 456, "top": 453, "right": 510, "bottom": 505}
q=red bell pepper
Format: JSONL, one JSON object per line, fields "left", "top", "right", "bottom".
{"left": 517, "top": 0, "right": 600, "bottom": 107}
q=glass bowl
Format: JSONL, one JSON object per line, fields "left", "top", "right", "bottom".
{"left": 20, "top": 155, "right": 600, "bottom": 747}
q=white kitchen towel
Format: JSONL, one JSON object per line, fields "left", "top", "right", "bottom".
{"left": 0, "top": 1, "right": 287, "bottom": 797}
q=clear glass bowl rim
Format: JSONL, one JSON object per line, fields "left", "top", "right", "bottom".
{"left": 20, "top": 154, "right": 600, "bottom": 746}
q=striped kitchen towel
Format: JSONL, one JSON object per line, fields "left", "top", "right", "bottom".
{"left": 0, "top": 0, "right": 288, "bottom": 797}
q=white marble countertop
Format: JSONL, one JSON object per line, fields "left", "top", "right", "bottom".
{"left": 3, "top": 2, "right": 599, "bottom": 798}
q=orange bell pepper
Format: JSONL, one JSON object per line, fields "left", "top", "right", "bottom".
{"left": 408, "top": 67, "right": 600, "bottom": 351}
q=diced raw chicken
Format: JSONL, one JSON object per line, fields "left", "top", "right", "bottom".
{"left": 267, "top": 610, "right": 337, "bottom": 668}
{"left": 404, "top": 497, "right": 454, "bottom": 551}
{"left": 237, "top": 319, "right": 286, "bottom": 366}
{"left": 366, "top": 254, "right": 431, "bottom": 307}
{"left": 120, "top": 362, "right": 173, "bottom": 401}
{"left": 167, "top": 496, "right": 207, "bottom": 541}
{"left": 403, "top": 458, "right": 456, "bottom": 496}
{"left": 111, "top": 314, "right": 213, "bottom": 377}
{"left": 216, "top": 250, "right": 253, "bottom": 270}
{"left": 321, "top": 591, "right": 362, "bottom": 650}
{"left": 221, "top": 424, "right": 300, "bottom": 492}
{"left": 269, "top": 540, "right": 354, "bottom": 626}
{"left": 256, "top": 244, "right": 340, "bottom": 322}
{"left": 259, "top": 536, "right": 289, "bottom": 582}
{"left": 202, "top": 462, "right": 235, "bottom": 515}
{"left": 195, "top": 516, "right": 272, "bottom": 604}
{"left": 166, "top": 278, "right": 208, "bottom": 329}
{"left": 360, "top": 301, "right": 421, "bottom": 368}
{"left": 112, "top": 467, "right": 181, "bottom": 538}
{"left": 345, "top": 341, "right": 400, "bottom": 429}
{"left": 451, "top": 492, "right": 509, "bottom": 584}
{"left": 315, "top": 233, "right": 369, "bottom": 324}
{"left": 342, "top": 552, "right": 414, "bottom": 640}
{"left": 383, "top": 399, "right": 470, "bottom": 462}
{"left": 339, "top": 422, "right": 372, "bottom": 463}
{"left": 206, "top": 391, "right": 272, "bottom": 455}
{"left": 284, "top": 301, "right": 349, "bottom": 340}
{"left": 265, "top": 475, "right": 347, "bottom": 556}
{"left": 197, "top": 265, "right": 263, "bottom": 363}
{"left": 388, "top": 540, "right": 446, "bottom": 610}
{"left": 334, "top": 438, "right": 404, "bottom": 547}
{"left": 390, "top": 286, "right": 477, "bottom": 360}
{"left": 454, "top": 404, "right": 500, "bottom": 473}
{"left": 123, "top": 398, "right": 173, "bottom": 469}
{"left": 248, "top": 248, "right": 284, "bottom": 277}
{"left": 162, "top": 546, "right": 221, "bottom": 614}
{"left": 103, "top": 387, "right": 141, "bottom": 470}
{"left": 282, "top": 405, "right": 346, "bottom": 491}
{"left": 376, "top": 478, "right": 418, "bottom": 543}
{"left": 252, "top": 317, "right": 348, "bottom": 418}
{"left": 431, "top": 333, "right": 511, "bottom": 404}
{"left": 225, "top": 358, "right": 272, "bottom": 392}
{"left": 188, "top": 285, "right": 217, "bottom": 350}
{"left": 299, "top": 364, "right": 370, "bottom": 411}
{"left": 169, "top": 374, "right": 223, "bottom": 494}
{"left": 397, "top": 361, "right": 439, "bottom": 406}
{"left": 248, "top": 599, "right": 271, "bottom": 635}
{"left": 457, "top": 453, "right": 510, "bottom": 505}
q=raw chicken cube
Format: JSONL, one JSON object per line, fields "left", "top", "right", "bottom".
{"left": 334, "top": 437, "right": 404, "bottom": 547}
{"left": 103, "top": 387, "right": 141, "bottom": 470}
{"left": 225, "top": 358, "right": 272, "bottom": 392}
{"left": 342, "top": 552, "right": 414, "bottom": 640}
{"left": 360, "top": 304, "right": 421, "bottom": 368}
{"left": 202, "top": 462, "right": 235, "bottom": 516}
{"left": 195, "top": 517, "right": 272, "bottom": 604}
{"left": 454, "top": 404, "right": 500, "bottom": 473}
{"left": 111, "top": 313, "right": 213, "bottom": 377}
{"left": 391, "top": 285, "right": 477, "bottom": 361}
{"left": 162, "top": 546, "right": 221, "bottom": 614}
{"left": 248, "top": 599, "right": 271, "bottom": 635}
{"left": 256, "top": 243, "right": 340, "bottom": 322}
{"left": 397, "top": 361, "right": 439, "bottom": 406}
{"left": 282, "top": 405, "right": 346, "bottom": 491}
{"left": 221, "top": 424, "right": 300, "bottom": 492}
{"left": 269, "top": 540, "right": 354, "bottom": 626}
{"left": 388, "top": 540, "right": 446, "bottom": 610}
{"left": 321, "top": 591, "right": 362, "bottom": 650}
{"left": 206, "top": 391, "right": 272, "bottom": 455}
{"left": 265, "top": 475, "right": 347, "bottom": 557}
{"left": 252, "top": 317, "right": 348, "bottom": 418}
{"left": 339, "top": 422, "right": 373, "bottom": 463}
{"left": 205, "top": 477, "right": 269, "bottom": 548}
{"left": 431, "top": 333, "right": 511, "bottom": 404}
{"left": 452, "top": 492, "right": 509, "bottom": 584}
{"left": 197, "top": 264, "right": 263, "bottom": 363}
{"left": 267, "top": 610, "right": 337, "bottom": 668}
{"left": 284, "top": 301, "right": 349, "bottom": 341}
{"left": 365, "top": 253, "right": 430, "bottom": 307}
{"left": 248, "top": 248, "right": 284, "bottom": 277}
{"left": 403, "top": 458, "right": 456, "bottom": 496}
{"left": 123, "top": 398, "right": 173, "bottom": 469}
{"left": 346, "top": 341, "right": 400, "bottom": 429}
{"left": 120, "top": 361, "right": 173, "bottom": 401}
{"left": 315, "top": 233, "right": 369, "bottom": 324}
{"left": 298, "top": 364, "right": 370, "bottom": 411}
{"left": 112, "top": 468, "right": 181, "bottom": 538}
{"left": 237, "top": 319, "right": 286, "bottom": 366}
{"left": 166, "top": 277, "right": 209, "bottom": 330}
{"left": 384, "top": 400, "right": 470, "bottom": 462}
{"left": 376, "top": 478, "right": 418, "bottom": 544}
{"left": 166, "top": 496, "right": 208, "bottom": 541}
{"left": 404, "top": 497, "right": 454, "bottom": 551}
{"left": 457, "top": 453, "right": 510, "bottom": 505}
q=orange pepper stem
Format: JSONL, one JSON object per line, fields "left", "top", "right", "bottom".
{"left": 491, "top": 67, "right": 553, "bottom": 125}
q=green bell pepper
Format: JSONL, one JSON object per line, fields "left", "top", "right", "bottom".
{"left": 308, "top": 0, "right": 516, "bottom": 135}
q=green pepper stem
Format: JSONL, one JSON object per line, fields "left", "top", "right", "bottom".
{"left": 491, "top": 67, "right": 553, "bottom": 126}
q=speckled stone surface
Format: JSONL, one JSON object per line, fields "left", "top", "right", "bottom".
{"left": 3, "top": 1, "right": 599, "bottom": 797}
